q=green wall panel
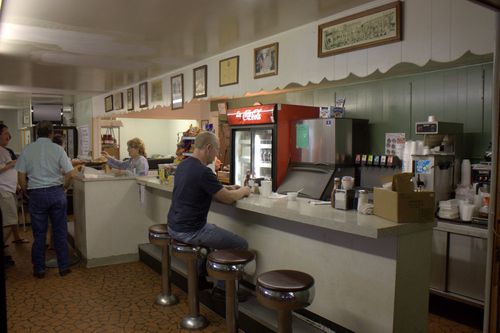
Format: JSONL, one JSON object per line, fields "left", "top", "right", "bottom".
{"left": 215, "top": 63, "right": 492, "bottom": 160}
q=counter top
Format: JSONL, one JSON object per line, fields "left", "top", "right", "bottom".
{"left": 136, "top": 177, "right": 436, "bottom": 239}
{"left": 75, "top": 174, "right": 138, "bottom": 182}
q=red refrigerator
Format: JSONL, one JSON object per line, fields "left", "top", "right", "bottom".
{"left": 228, "top": 104, "right": 318, "bottom": 191}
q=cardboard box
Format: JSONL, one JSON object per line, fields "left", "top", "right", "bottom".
{"left": 373, "top": 188, "right": 435, "bottom": 223}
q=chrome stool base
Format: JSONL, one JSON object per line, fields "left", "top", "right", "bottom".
{"left": 180, "top": 315, "right": 209, "bottom": 330}
{"left": 156, "top": 293, "right": 178, "bottom": 306}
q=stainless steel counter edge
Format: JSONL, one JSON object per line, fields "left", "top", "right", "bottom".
{"left": 75, "top": 174, "right": 138, "bottom": 182}
{"left": 136, "top": 177, "right": 436, "bottom": 239}
{"left": 435, "top": 220, "right": 489, "bottom": 239}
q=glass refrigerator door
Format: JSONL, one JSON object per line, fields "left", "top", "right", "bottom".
{"left": 234, "top": 130, "right": 252, "bottom": 186}
{"left": 253, "top": 128, "right": 273, "bottom": 179}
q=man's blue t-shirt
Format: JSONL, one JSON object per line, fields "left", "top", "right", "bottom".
{"left": 167, "top": 157, "right": 223, "bottom": 232}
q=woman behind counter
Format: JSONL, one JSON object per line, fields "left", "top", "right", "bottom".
{"left": 102, "top": 137, "right": 149, "bottom": 176}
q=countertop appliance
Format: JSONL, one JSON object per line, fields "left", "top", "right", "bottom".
{"left": 277, "top": 118, "right": 369, "bottom": 200}
{"left": 413, "top": 121, "right": 463, "bottom": 203}
{"left": 228, "top": 104, "right": 319, "bottom": 190}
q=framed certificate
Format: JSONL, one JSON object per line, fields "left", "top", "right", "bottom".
{"left": 219, "top": 56, "right": 239, "bottom": 87}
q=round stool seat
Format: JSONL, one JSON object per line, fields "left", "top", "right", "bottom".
{"left": 148, "top": 224, "right": 171, "bottom": 245}
{"left": 256, "top": 270, "right": 315, "bottom": 312}
{"left": 208, "top": 249, "right": 255, "bottom": 280}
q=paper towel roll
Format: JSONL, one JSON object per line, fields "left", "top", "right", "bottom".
{"left": 461, "top": 159, "right": 471, "bottom": 186}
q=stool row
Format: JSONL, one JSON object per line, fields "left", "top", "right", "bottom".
{"left": 148, "top": 224, "right": 314, "bottom": 333}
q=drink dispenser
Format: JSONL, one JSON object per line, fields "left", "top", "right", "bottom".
{"left": 413, "top": 120, "right": 464, "bottom": 204}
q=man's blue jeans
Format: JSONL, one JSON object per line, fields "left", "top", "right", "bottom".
{"left": 28, "top": 186, "right": 69, "bottom": 273}
{"left": 168, "top": 223, "right": 248, "bottom": 287}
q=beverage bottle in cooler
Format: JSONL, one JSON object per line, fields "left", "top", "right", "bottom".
{"left": 331, "top": 177, "right": 341, "bottom": 208}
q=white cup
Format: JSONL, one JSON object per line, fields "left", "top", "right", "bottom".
{"left": 428, "top": 115, "right": 436, "bottom": 122}
{"left": 287, "top": 192, "right": 298, "bottom": 201}
{"left": 459, "top": 203, "right": 475, "bottom": 222}
{"left": 260, "top": 180, "right": 272, "bottom": 197}
{"left": 341, "top": 176, "right": 354, "bottom": 190}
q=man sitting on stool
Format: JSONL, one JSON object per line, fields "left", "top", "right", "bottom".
{"left": 167, "top": 132, "right": 250, "bottom": 290}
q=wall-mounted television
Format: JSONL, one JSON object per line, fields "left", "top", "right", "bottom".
{"left": 31, "top": 104, "right": 63, "bottom": 124}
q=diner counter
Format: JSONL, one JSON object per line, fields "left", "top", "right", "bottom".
{"left": 136, "top": 176, "right": 433, "bottom": 333}
{"left": 136, "top": 177, "right": 436, "bottom": 239}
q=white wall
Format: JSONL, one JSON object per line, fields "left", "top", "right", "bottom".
{"left": 90, "top": 0, "right": 495, "bottom": 115}
{"left": 117, "top": 118, "right": 197, "bottom": 158}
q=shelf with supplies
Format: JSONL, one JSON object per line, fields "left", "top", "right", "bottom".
{"left": 258, "top": 144, "right": 272, "bottom": 148}
{"left": 258, "top": 162, "right": 272, "bottom": 168}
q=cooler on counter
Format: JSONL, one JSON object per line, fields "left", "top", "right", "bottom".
{"left": 228, "top": 104, "right": 318, "bottom": 190}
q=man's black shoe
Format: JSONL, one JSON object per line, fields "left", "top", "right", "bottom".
{"left": 198, "top": 276, "right": 213, "bottom": 291}
{"left": 33, "top": 271, "right": 45, "bottom": 279}
{"left": 59, "top": 269, "right": 71, "bottom": 277}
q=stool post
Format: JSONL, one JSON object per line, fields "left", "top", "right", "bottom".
{"left": 155, "top": 242, "right": 178, "bottom": 306}
{"left": 187, "top": 258, "right": 200, "bottom": 316}
{"left": 278, "top": 310, "right": 292, "bottom": 333}
{"left": 226, "top": 279, "right": 237, "bottom": 333}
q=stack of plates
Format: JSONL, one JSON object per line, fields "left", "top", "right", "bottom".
{"left": 438, "top": 199, "right": 459, "bottom": 219}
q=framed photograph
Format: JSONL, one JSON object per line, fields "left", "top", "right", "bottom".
{"left": 254, "top": 42, "right": 279, "bottom": 79}
{"left": 217, "top": 102, "right": 227, "bottom": 115}
{"left": 219, "top": 56, "right": 239, "bottom": 87}
{"left": 127, "top": 88, "right": 134, "bottom": 111}
{"left": 151, "top": 80, "right": 163, "bottom": 102}
{"left": 114, "top": 92, "right": 123, "bottom": 110}
{"left": 193, "top": 65, "right": 207, "bottom": 98}
{"left": 318, "top": 1, "right": 402, "bottom": 57}
{"left": 139, "top": 82, "right": 148, "bottom": 108}
{"left": 171, "top": 74, "right": 184, "bottom": 110}
{"left": 104, "top": 95, "right": 113, "bottom": 112}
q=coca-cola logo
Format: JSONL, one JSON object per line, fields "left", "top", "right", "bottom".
{"left": 235, "top": 108, "right": 263, "bottom": 121}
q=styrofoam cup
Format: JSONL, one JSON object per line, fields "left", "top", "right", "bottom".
{"left": 287, "top": 192, "right": 298, "bottom": 201}
{"left": 260, "top": 180, "right": 272, "bottom": 197}
{"left": 459, "top": 203, "right": 474, "bottom": 222}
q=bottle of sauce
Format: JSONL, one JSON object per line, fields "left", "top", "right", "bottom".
{"left": 331, "top": 177, "right": 341, "bottom": 208}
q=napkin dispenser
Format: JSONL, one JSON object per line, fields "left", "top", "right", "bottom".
{"left": 334, "top": 189, "right": 356, "bottom": 210}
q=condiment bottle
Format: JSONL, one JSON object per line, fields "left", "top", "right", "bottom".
{"left": 331, "top": 177, "right": 341, "bottom": 208}
{"left": 357, "top": 190, "right": 368, "bottom": 213}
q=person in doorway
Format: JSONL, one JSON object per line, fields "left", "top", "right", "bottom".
{"left": 167, "top": 131, "right": 250, "bottom": 290}
{"left": 16, "top": 121, "right": 75, "bottom": 278}
{"left": 0, "top": 124, "right": 28, "bottom": 268}
{"left": 102, "top": 137, "right": 149, "bottom": 176}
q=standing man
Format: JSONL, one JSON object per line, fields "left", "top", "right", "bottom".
{"left": 0, "top": 124, "right": 28, "bottom": 262}
{"left": 167, "top": 132, "right": 250, "bottom": 287}
{"left": 16, "top": 121, "right": 75, "bottom": 278}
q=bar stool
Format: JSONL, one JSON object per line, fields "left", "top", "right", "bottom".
{"left": 207, "top": 249, "right": 255, "bottom": 333}
{"left": 148, "top": 224, "right": 178, "bottom": 306}
{"left": 256, "top": 270, "right": 315, "bottom": 333}
{"left": 171, "top": 239, "right": 208, "bottom": 330}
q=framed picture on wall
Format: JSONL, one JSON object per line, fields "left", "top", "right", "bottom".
{"left": 151, "top": 80, "right": 163, "bottom": 102}
{"left": 193, "top": 65, "right": 207, "bottom": 98}
{"left": 318, "top": 1, "right": 402, "bottom": 57}
{"left": 114, "top": 92, "right": 123, "bottom": 110}
{"left": 127, "top": 88, "right": 134, "bottom": 111}
{"left": 219, "top": 56, "right": 239, "bottom": 87}
{"left": 254, "top": 42, "right": 279, "bottom": 79}
{"left": 139, "top": 82, "right": 148, "bottom": 108}
{"left": 171, "top": 74, "right": 184, "bottom": 109}
{"left": 104, "top": 95, "right": 113, "bottom": 112}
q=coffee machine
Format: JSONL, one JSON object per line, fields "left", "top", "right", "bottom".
{"left": 412, "top": 121, "right": 463, "bottom": 203}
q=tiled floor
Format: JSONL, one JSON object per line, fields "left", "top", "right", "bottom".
{"left": 4, "top": 227, "right": 483, "bottom": 332}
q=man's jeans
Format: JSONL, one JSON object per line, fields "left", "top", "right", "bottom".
{"left": 29, "top": 186, "right": 69, "bottom": 273}
{"left": 168, "top": 223, "right": 248, "bottom": 287}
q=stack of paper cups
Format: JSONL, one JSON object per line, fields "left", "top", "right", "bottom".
{"left": 402, "top": 140, "right": 413, "bottom": 173}
{"left": 461, "top": 159, "right": 471, "bottom": 186}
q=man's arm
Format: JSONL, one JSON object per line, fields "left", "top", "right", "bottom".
{"left": 18, "top": 172, "right": 28, "bottom": 193}
{"left": 213, "top": 186, "right": 250, "bottom": 204}
{"left": 63, "top": 168, "right": 77, "bottom": 189}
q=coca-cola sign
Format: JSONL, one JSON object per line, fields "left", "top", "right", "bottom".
{"left": 227, "top": 104, "right": 275, "bottom": 125}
